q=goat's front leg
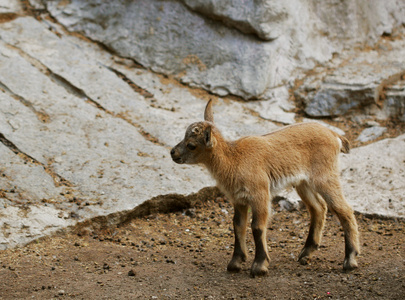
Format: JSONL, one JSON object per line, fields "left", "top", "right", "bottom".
{"left": 250, "top": 202, "right": 270, "bottom": 277}
{"left": 227, "top": 203, "right": 249, "bottom": 273}
{"left": 296, "top": 183, "right": 327, "bottom": 265}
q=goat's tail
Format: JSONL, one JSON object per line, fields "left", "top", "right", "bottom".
{"left": 338, "top": 135, "right": 350, "bottom": 154}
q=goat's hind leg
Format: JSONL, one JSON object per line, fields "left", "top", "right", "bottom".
{"left": 318, "top": 178, "right": 360, "bottom": 270}
{"left": 227, "top": 203, "right": 249, "bottom": 273}
{"left": 296, "top": 182, "right": 327, "bottom": 265}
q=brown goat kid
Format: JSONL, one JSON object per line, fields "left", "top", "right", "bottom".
{"left": 170, "top": 100, "right": 360, "bottom": 277}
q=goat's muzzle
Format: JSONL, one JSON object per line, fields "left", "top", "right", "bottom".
{"left": 170, "top": 147, "right": 183, "bottom": 164}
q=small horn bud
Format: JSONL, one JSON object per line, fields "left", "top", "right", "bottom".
{"left": 204, "top": 99, "right": 214, "bottom": 123}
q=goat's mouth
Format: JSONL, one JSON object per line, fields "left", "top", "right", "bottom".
{"left": 172, "top": 157, "right": 183, "bottom": 164}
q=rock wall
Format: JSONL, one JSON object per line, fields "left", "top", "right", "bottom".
{"left": 37, "top": 0, "right": 405, "bottom": 101}
{"left": 0, "top": 0, "right": 404, "bottom": 249}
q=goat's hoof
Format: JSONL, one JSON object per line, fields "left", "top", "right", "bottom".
{"left": 298, "top": 245, "right": 318, "bottom": 262}
{"left": 227, "top": 263, "right": 242, "bottom": 273}
{"left": 250, "top": 263, "right": 269, "bottom": 278}
{"left": 227, "top": 256, "right": 245, "bottom": 273}
{"left": 250, "top": 267, "right": 268, "bottom": 278}
{"left": 298, "top": 256, "right": 310, "bottom": 266}
{"left": 343, "top": 251, "right": 359, "bottom": 271}
{"left": 343, "top": 258, "right": 358, "bottom": 271}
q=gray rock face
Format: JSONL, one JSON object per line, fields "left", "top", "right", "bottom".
{"left": 295, "top": 37, "right": 405, "bottom": 118}
{"left": 341, "top": 134, "right": 405, "bottom": 218}
{"left": 40, "top": 0, "right": 405, "bottom": 100}
{"left": 0, "top": 16, "right": 213, "bottom": 249}
{"left": 180, "top": 0, "right": 287, "bottom": 41}
{"left": 44, "top": 0, "right": 280, "bottom": 100}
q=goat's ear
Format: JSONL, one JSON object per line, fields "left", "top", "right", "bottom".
{"left": 204, "top": 125, "right": 214, "bottom": 148}
{"left": 204, "top": 99, "right": 214, "bottom": 123}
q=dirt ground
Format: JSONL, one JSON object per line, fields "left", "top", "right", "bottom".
{"left": 0, "top": 195, "right": 404, "bottom": 300}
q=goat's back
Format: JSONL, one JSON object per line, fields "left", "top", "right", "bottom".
{"left": 226, "top": 122, "right": 347, "bottom": 185}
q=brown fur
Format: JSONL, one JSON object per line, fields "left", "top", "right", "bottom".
{"left": 171, "top": 100, "right": 360, "bottom": 277}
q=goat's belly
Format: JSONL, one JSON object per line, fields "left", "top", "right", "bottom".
{"left": 270, "top": 173, "right": 308, "bottom": 194}
{"left": 215, "top": 173, "right": 308, "bottom": 205}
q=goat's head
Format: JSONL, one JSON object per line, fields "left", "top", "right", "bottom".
{"left": 170, "top": 100, "right": 216, "bottom": 164}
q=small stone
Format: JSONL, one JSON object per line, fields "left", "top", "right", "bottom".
{"left": 128, "top": 269, "right": 136, "bottom": 276}
{"left": 357, "top": 126, "right": 387, "bottom": 142}
{"left": 185, "top": 209, "right": 196, "bottom": 218}
{"left": 365, "top": 120, "right": 380, "bottom": 127}
{"left": 278, "top": 199, "right": 298, "bottom": 212}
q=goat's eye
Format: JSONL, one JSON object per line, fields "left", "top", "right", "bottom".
{"left": 187, "top": 143, "right": 197, "bottom": 150}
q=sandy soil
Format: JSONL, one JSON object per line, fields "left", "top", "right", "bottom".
{"left": 1, "top": 196, "right": 404, "bottom": 300}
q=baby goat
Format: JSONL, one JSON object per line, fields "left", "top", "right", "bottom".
{"left": 170, "top": 100, "right": 360, "bottom": 277}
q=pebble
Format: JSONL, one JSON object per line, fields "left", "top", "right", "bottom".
{"left": 185, "top": 209, "right": 196, "bottom": 218}
{"left": 357, "top": 126, "right": 387, "bottom": 142}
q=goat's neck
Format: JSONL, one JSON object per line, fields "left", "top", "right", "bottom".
{"left": 205, "top": 134, "right": 237, "bottom": 178}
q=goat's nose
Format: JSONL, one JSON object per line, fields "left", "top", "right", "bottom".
{"left": 170, "top": 148, "right": 175, "bottom": 156}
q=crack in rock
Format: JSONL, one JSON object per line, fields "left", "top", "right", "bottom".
{"left": 105, "top": 65, "right": 155, "bottom": 100}
{"left": 3, "top": 41, "right": 166, "bottom": 147}
{"left": 0, "top": 189, "right": 13, "bottom": 202}
{"left": 0, "top": 132, "right": 72, "bottom": 188}
{"left": 0, "top": 80, "right": 50, "bottom": 123}
{"left": 0, "top": 13, "right": 18, "bottom": 24}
